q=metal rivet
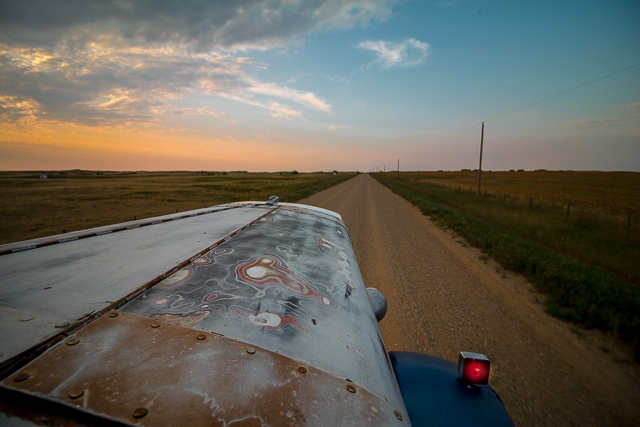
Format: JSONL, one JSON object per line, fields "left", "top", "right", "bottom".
{"left": 196, "top": 334, "right": 206, "bottom": 340}
{"left": 151, "top": 323, "right": 160, "bottom": 328}
{"left": 14, "top": 373, "right": 29, "bottom": 382}
{"left": 132, "top": 407, "right": 148, "bottom": 418}
{"left": 69, "top": 389, "right": 84, "bottom": 399}
{"left": 346, "top": 384, "right": 356, "bottom": 393}
{"left": 394, "top": 410, "right": 403, "bottom": 421}
{"left": 66, "top": 339, "right": 80, "bottom": 346}
{"left": 109, "top": 312, "right": 119, "bottom": 318}
{"left": 247, "top": 347, "right": 256, "bottom": 354}
{"left": 298, "top": 366, "right": 307, "bottom": 374}
{"left": 55, "top": 322, "right": 70, "bottom": 328}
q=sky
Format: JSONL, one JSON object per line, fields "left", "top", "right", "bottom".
{"left": 1, "top": 0, "right": 639, "bottom": 172}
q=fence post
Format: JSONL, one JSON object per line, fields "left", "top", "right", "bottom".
{"left": 529, "top": 198, "right": 533, "bottom": 207}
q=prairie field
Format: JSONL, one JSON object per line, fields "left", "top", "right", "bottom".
{"left": 374, "top": 171, "right": 640, "bottom": 359}
{"left": 377, "top": 170, "right": 640, "bottom": 283}
{"left": 405, "top": 170, "right": 640, "bottom": 213}
{"left": 0, "top": 171, "right": 356, "bottom": 245}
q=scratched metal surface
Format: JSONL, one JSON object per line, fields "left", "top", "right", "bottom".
{"left": 120, "top": 204, "right": 407, "bottom": 415}
{"left": 2, "top": 311, "right": 406, "bottom": 427}
{"left": 0, "top": 205, "right": 270, "bottom": 365}
{"left": 0, "top": 204, "right": 246, "bottom": 255}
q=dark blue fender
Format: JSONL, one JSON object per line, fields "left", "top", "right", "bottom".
{"left": 389, "top": 351, "right": 514, "bottom": 427}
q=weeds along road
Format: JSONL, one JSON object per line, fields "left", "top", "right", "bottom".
{"left": 301, "top": 173, "right": 640, "bottom": 427}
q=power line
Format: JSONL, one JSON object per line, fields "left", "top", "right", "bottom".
{"left": 431, "top": 122, "right": 481, "bottom": 148}
{"left": 485, "top": 61, "right": 640, "bottom": 122}
{"left": 420, "top": 61, "right": 640, "bottom": 152}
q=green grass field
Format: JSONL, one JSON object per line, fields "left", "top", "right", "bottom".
{"left": 0, "top": 171, "right": 356, "bottom": 245}
{"left": 373, "top": 171, "right": 640, "bottom": 360}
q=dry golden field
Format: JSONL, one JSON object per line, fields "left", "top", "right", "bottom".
{"left": 0, "top": 171, "right": 355, "bottom": 245}
{"left": 401, "top": 170, "right": 640, "bottom": 213}
{"left": 377, "top": 171, "right": 640, "bottom": 283}
{"left": 374, "top": 171, "right": 640, "bottom": 363}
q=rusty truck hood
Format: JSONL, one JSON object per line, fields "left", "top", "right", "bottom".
{"left": 0, "top": 202, "right": 408, "bottom": 426}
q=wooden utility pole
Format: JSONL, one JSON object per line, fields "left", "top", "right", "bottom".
{"left": 476, "top": 122, "right": 484, "bottom": 197}
{"left": 397, "top": 159, "right": 400, "bottom": 179}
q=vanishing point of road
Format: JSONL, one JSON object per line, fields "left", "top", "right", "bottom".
{"left": 301, "top": 173, "right": 640, "bottom": 427}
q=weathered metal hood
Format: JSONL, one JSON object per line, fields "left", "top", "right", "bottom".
{"left": 0, "top": 202, "right": 408, "bottom": 426}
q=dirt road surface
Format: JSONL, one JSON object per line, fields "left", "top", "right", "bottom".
{"left": 301, "top": 174, "right": 640, "bottom": 427}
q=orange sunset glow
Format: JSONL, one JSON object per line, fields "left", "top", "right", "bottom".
{"left": 1, "top": 1, "right": 638, "bottom": 172}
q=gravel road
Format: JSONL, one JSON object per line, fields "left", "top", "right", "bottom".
{"left": 301, "top": 173, "right": 640, "bottom": 427}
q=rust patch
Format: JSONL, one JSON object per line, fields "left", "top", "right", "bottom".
{"left": 149, "top": 310, "right": 210, "bottom": 327}
{"left": 2, "top": 311, "right": 405, "bottom": 427}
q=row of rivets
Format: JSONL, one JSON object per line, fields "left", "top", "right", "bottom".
{"left": 13, "top": 310, "right": 400, "bottom": 423}
{"left": 343, "top": 382, "right": 403, "bottom": 421}
{"left": 12, "top": 360, "right": 401, "bottom": 422}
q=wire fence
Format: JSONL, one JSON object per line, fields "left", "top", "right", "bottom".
{"left": 419, "top": 180, "right": 638, "bottom": 232}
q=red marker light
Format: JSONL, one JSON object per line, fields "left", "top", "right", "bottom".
{"left": 457, "top": 351, "right": 490, "bottom": 385}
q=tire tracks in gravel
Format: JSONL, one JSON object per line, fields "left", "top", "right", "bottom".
{"left": 300, "top": 173, "right": 640, "bottom": 427}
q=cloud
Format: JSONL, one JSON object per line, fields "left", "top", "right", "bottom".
{"left": 0, "top": 41, "right": 251, "bottom": 126}
{"left": 616, "top": 101, "right": 640, "bottom": 111}
{"left": 223, "top": 95, "right": 302, "bottom": 120}
{"left": 155, "top": 106, "right": 229, "bottom": 117}
{"left": 327, "top": 125, "right": 348, "bottom": 131}
{"left": 247, "top": 81, "right": 331, "bottom": 112}
{"left": 555, "top": 115, "right": 639, "bottom": 129}
{"left": 358, "top": 38, "right": 430, "bottom": 68}
{"left": 0, "top": 0, "right": 396, "bottom": 51}
{"left": 0, "top": 0, "right": 394, "bottom": 127}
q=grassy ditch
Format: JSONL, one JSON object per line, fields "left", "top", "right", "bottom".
{"left": 0, "top": 171, "right": 357, "bottom": 245}
{"left": 373, "top": 173, "right": 640, "bottom": 360}
{"left": 396, "top": 172, "right": 640, "bottom": 285}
